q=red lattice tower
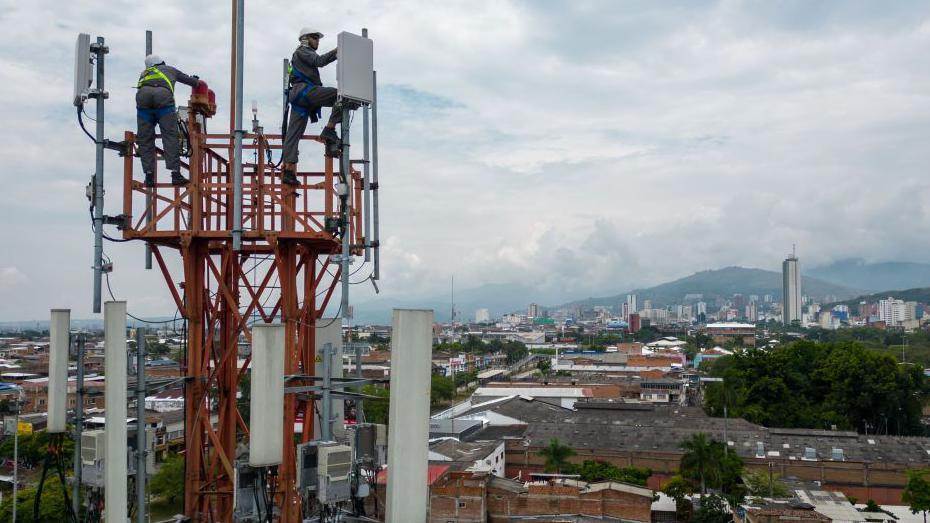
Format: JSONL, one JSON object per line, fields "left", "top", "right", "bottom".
{"left": 120, "top": 87, "right": 363, "bottom": 521}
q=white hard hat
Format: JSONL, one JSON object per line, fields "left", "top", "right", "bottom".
{"left": 299, "top": 27, "right": 324, "bottom": 40}
{"left": 144, "top": 54, "right": 164, "bottom": 68}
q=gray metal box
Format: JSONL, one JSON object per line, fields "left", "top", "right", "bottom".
{"left": 355, "top": 424, "right": 376, "bottom": 462}
{"left": 336, "top": 31, "right": 374, "bottom": 104}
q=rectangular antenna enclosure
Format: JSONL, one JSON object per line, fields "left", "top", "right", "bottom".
{"left": 73, "top": 33, "right": 93, "bottom": 106}
{"left": 317, "top": 444, "right": 352, "bottom": 504}
{"left": 386, "top": 309, "right": 433, "bottom": 523}
{"left": 82, "top": 429, "right": 106, "bottom": 465}
{"left": 104, "top": 301, "right": 128, "bottom": 523}
{"left": 47, "top": 309, "right": 70, "bottom": 433}
{"left": 249, "top": 323, "right": 285, "bottom": 467}
{"left": 314, "top": 320, "right": 345, "bottom": 439}
{"left": 297, "top": 440, "right": 339, "bottom": 490}
{"left": 337, "top": 31, "right": 374, "bottom": 104}
{"left": 354, "top": 424, "right": 377, "bottom": 463}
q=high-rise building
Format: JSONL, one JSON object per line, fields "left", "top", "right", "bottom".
{"left": 878, "top": 297, "right": 914, "bottom": 326}
{"left": 626, "top": 295, "right": 637, "bottom": 320}
{"left": 733, "top": 294, "right": 747, "bottom": 310}
{"left": 782, "top": 251, "right": 801, "bottom": 325}
{"left": 628, "top": 313, "right": 641, "bottom": 333}
{"left": 528, "top": 303, "right": 539, "bottom": 318}
{"left": 475, "top": 308, "right": 490, "bottom": 324}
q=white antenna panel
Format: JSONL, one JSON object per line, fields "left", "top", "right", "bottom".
{"left": 249, "top": 323, "right": 285, "bottom": 467}
{"left": 73, "top": 33, "right": 93, "bottom": 107}
{"left": 337, "top": 31, "right": 374, "bottom": 104}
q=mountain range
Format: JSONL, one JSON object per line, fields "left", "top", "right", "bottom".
{"left": 806, "top": 258, "right": 930, "bottom": 292}
{"left": 556, "top": 266, "right": 861, "bottom": 311}
{"left": 4, "top": 260, "right": 929, "bottom": 327}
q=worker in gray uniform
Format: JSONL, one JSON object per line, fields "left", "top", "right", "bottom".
{"left": 281, "top": 27, "right": 341, "bottom": 186}
{"left": 136, "top": 54, "right": 202, "bottom": 187}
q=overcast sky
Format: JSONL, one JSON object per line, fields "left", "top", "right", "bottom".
{"left": 1, "top": 0, "right": 929, "bottom": 321}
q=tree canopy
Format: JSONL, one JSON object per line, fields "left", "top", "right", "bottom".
{"left": 538, "top": 438, "right": 575, "bottom": 474}
{"left": 150, "top": 452, "right": 185, "bottom": 506}
{"left": 0, "top": 475, "right": 71, "bottom": 522}
{"left": 575, "top": 461, "right": 650, "bottom": 486}
{"left": 903, "top": 469, "right": 930, "bottom": 523}
{"left": 703, "top": 341, "right": 927, "bottom": 435}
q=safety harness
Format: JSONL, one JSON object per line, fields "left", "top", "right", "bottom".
{"left": 137, "top": 66, "right": 177, "bottom": 125}
{"left": 288, "top": 64, "right": 322, "bottom": 122}
{"left": 138, "top": 66, "right": 175, "bottom": 95}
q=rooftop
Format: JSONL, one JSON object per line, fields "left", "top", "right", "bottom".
{"left": 460, "top": 398, "right": 930, "bottom": 464}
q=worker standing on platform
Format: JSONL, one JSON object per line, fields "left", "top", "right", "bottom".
{"left": 281, "top": 27, "right": 341, "bottom": 186}
{"left": 136, "top": 54, "right": 202, "bottom": 187}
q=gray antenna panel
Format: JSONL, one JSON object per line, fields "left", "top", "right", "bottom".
{"left": 336, "top": 31, "right": 374, "bottom": 104}
{"left": 73, "top": 33, "right": 93, "bottom": 106}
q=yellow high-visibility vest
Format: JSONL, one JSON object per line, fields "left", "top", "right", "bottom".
{"left": 137, "top": 66, "right": 174, "bottom": 95}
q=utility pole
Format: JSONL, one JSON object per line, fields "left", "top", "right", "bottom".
{"left": 321, "top": 343, "right": 333, "bottom": 441}
{"left": 768, "top": 461, "right": 774, "bottom": 498}
{"left": 12, "top": 391, "right": 21, "bottom": 522}
{"left": 135, "top": 327, "right": 147, "bottom": 523}
{"left": 91, "top": 36, "right": 109, "bottom": 313}
{"left": 73, "top": 332, "right": 86, "bottom": 515}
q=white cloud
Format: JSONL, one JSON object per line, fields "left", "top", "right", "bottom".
{"left": 1, "top": 0, "right": 930, "bottom": 319}
{"left": 0, "top": 267, "right": 28, "bottom": 288}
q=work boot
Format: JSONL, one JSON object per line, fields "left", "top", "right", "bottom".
{"left": 144, "top": 172, "right": 155, "bottom": 188}
{"left": 170, "top": 171, "right": 189, "bottom": 186}
{"left": 282, "top": 168, "right": 299, "bottom": 186}
{"left": 325, "top": 142, "right": 342, "bottom": 158}
{"left": 319, "top": 126, "right": 340, "bottom": 144}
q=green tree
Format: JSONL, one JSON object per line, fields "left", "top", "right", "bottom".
{"left": 0, "top": 475, "right": 70, "bottom": 522}
{"left": 538, "top": 438, "right": 575, "bottom": 474}
{"left": 0, "top": 432, "right": 74, "bottom": 469}
{"left": 692, "top": 493, "right": 732, "bottom": 523}
{"left": 150, "top": 452, "right": 185, "bottom": 506}
{"left": 431, "top": 375, "right": 455, "bottom": 407}
{"left": 361, "top": 384, "right": 390, "bottom": 424}
{"left": 903, "top": 469, "right": 930, "bottom": 523}
{"left": 680, "top": 433, "right": 718, "bottom": 495}
{"left": 501, "top": 340, "right": 529, "bottom": 364}
{"left": 865, "top": 500, "right": 882, "bottom": 512}
{"left": 703, "top": 341, "right": 928, "bottom": 436}
{"left": 745, "top": 470, "right": 790, "bottom": 498}
{"left": 575, "top": 460, "right": 650, "bottom": 486}
{"left": 536, "top": 359, "right": 552, "bottom": 376}
{"left": 662, "top": 475, "right": 694, "bottom": 520}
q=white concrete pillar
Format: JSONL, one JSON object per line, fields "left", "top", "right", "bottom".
{"left": 47, "top": 309, "right": 70, "bottom": 433}
{"left": 249, "top": 323, "right": 285, "bottom": 467}
{"left": 386, "top": 309, "right": 433, "bottom": 523}
{"left": 104, "top": 301, "right": 127, "bottom": 523}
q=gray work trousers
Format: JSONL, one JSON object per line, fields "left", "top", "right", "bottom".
{"left": 136, "top": 85, "right": 180, "bottom": 175}
{"left": 282, "top": 85, "right": 341, "bottom": 164}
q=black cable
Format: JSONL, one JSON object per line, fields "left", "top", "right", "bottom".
{"left": 77, "top": 105, "right": 97, "bottom": 143}
{"left": 103, "top": 232, "right": 133, "bottom": 243}
{"left": 103, "top": 269, "right": 181, "bottom": 324}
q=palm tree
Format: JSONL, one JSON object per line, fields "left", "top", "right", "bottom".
{"left": 538, "top": 438, "right": 575, "bottom": 474}
{"left": 680, "top": 432, "right": 719, "bottom": 495}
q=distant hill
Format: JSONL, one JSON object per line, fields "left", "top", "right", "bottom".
{"left": 828, "top": 287, "right": 930, "bottom": 310}
{"left": 557, "top": 266, "right": 861, "bottom": 310}
{"left": 806, "top": 258, "right": 930, "bottom": 292}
